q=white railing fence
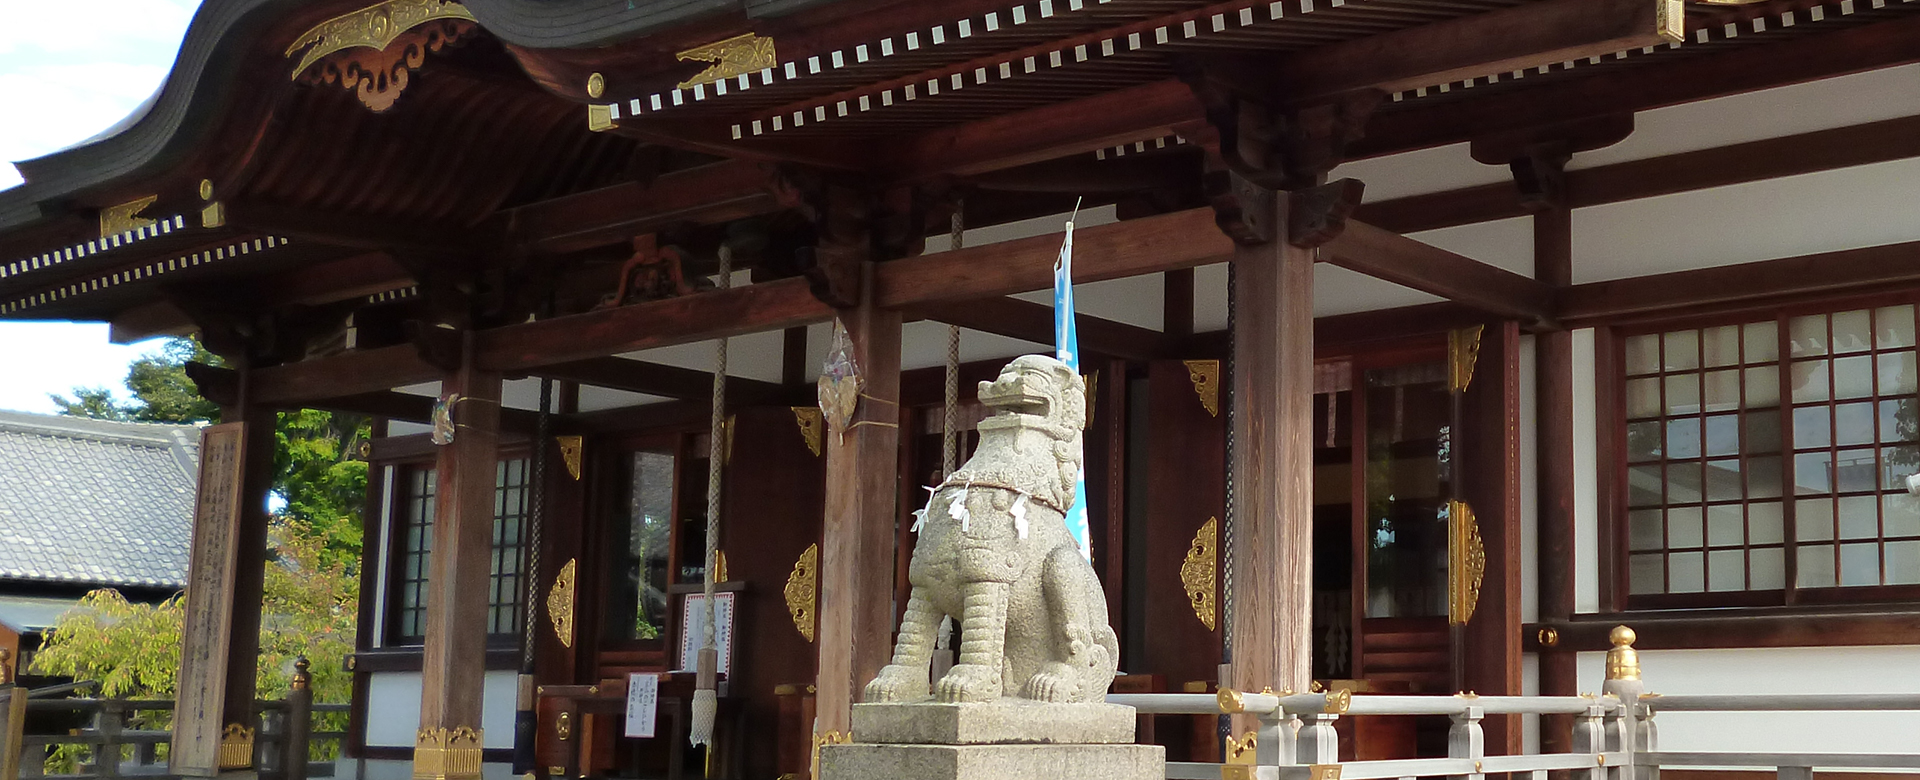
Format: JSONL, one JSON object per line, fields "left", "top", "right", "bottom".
{"left": 1109, "top": 626, "right": 1920, "bottom": 780}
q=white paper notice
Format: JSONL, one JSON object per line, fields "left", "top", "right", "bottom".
{"left": 624, "top": 673, "right": 659, "bottom": 739}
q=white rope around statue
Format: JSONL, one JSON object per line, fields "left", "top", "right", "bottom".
{"left": 690, "top": 243, "right": 730, "bottom": 749}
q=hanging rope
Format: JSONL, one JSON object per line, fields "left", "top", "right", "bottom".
{"left": 942, "top": 201, "right": 965, "bottom": 477}
{"left": 690, "top": 244, "right": 731, "bottom": 749}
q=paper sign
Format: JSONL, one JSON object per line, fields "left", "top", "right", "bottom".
{"left": 678, "top": 592, "right": 736, "bottom": 677}
{"left": 624, "top": 673, "right": 659, "bottom": 738}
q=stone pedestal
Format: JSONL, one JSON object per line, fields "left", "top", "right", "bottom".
{"left": 822, "top": 702, "right": 1166, "bottom": 780}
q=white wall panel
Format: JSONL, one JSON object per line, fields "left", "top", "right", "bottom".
{"left": 1578, "top": 62, "right": 1920, "bottom": 169}
{"left": 1572, "top": 157, "right": 1920, "bottom": 283}
{"left": 362, "top": 670, "right": 519, "bottom": 750}
{"left": 1575, "top": 647, "right": 1920, "bottom": 754}
{"left": 1573, "top": 329, "right": 1600, "bottom": 615}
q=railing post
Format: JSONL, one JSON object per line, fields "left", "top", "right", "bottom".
{"left": 0, "top": 650, "right": 23, "bottom": 780}
{"left": 1448, "top": 702, "right": 1486, "bottom": 780}
{"left": 1296, "top": 713, "right": 1339, "bottom": 765}
{"left": 1255, "top": 711, "right": 1292, "bottom": 769}
{"left": 1601, "top": 626, "right": 1656, "bottom": 780}
{"left": 286, "top": 658, "right": 312, "bottom": 780}
{"left": 1572, "top": 700, "right": 1608, "bottom": 780}
{"left": 97, "top": 700, "right": 124, "bottom": 780}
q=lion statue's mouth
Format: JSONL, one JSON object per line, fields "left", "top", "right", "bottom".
{"left": 976, "top": 356, "right": 1076, "bottom": 437}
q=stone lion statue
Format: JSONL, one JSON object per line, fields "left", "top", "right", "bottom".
{"left": 865, "top": 354, "right": 1120, "bottom": 704}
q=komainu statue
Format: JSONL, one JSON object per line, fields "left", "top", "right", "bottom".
{"left": 865, "top": 355, "right": 1119, "bottom": 704}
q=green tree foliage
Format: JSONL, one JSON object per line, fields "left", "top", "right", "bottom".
{"left": 47, "top": 387, "right": 133, "bottom": 421}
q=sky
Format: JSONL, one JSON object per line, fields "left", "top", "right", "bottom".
{"left": 0, "top": 0, "right": 202, "bottom": 413}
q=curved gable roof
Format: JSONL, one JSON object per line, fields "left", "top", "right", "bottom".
{"left": 0, "top": 0, "right": 844, "bottom": 235}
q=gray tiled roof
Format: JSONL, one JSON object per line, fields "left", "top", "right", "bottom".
{"left": 0, "top": 410, "right": 199, "bottom": 590}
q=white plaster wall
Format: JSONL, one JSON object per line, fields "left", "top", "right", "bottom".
{"left": 1520, "top": 335, "right": 1540, "bottom": 626}
{"left": 1571, "top": 156, "right": 1920, "bottom": 284}
{"left": 362, "top": 670, "right": 519, "bottom": 749}
{"left": 1572, "top": 647, "right": 1920, "bottom": 754}
{"left": 1572, "top": 328, "right": 1601, "bottom": 615}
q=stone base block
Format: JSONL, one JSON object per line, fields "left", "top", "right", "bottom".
{"left": 852, "top": 701, "right": 1137, "bottom": 745}
{"left": 821, "top": 742, "right": 1165, "bottom": 780}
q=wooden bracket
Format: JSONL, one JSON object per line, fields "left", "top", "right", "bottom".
{"left": 1207, "top": 169, "right": 1363, "bottom": 249}
{"left": 1288, "top": 178, "right": 1367, "bottom": 249}
{"left": 405, "top": 320, "right": 466, "bottom": 372}
{"left": 183, "top": 362, "right": 240, "bottom": 408}
{"left": 1205, "top": 168, "right": 1276, "bottom": 246}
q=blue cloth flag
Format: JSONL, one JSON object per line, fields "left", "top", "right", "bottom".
{"left": 1054, "top": 217, "right": 1093, "bottom": 561}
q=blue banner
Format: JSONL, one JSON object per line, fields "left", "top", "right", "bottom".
{"left": 1054, "top": 217, "right": 1092, "bottom": 561}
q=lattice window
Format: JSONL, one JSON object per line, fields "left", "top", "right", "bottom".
{"left": 1619, "top": 303, "right": 1920, "bottom": 605}
{"left": 390, "top": 458, "right": 531, "bottom": 643}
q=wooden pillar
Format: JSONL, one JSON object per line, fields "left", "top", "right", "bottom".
{"left": 172, "top": 379, "right": 272, "bottom": 778}
{"left": 1463, "top": 321, "right": 1524, "bottom": 753}
{"left": 1227, "top": 187, "right": 1317, "bottom": 698}
{"left": 415, "top": 333, "right": 502, "bottom": 780}
{"left": 815, "top": 262, "right": 902, "bottom": 738}
{"left": 1536, "top": 190, "right": 1580, "bottom": 751}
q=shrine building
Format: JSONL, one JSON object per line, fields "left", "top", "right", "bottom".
{"left": 4, "top": 0, "right": 1920, "bottom": 776}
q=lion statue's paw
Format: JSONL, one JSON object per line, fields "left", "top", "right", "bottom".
{"left": 1022, "top": 661, "right": 1082, "bottom": 702}
{"left": 864, "top": 664, "right": 932, "bottom": 703}
{"left": 934, "top": 664, "right": 1001, "bottom": 703}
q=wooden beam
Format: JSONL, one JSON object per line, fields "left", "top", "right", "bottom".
{"left": 250, "top": 344, "right": 441, "bottom": 406}
{"left": 1560, "top": 238, "right": 1920, "bottom": 324}
{"left": 475, "top": 277, "right": 835, "bottom": 371}
{"left": 910, "top": 297, "right": 1177, "bottom": 362}
{"left": 530, "top": 356, "right": 788, "bottom": 405}
{"left": 1321, "top": 220, "right": 1552, "bottom": 323}
{"left": 1360, "top": 113, "right": 1920, "bottom": 234}
{"left": 1262, "top": 0, "right": 1679, "bottom": 103}
{"left": 876, "top": 208, "right": 1232, "bottom": 306}
{"left": 1356, "top": 13, "right": 1920, "bottom": 158}
{"left": 495, "top": 161, "right": 784, "bottom": 255}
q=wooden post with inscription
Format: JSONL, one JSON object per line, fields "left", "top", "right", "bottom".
{"left": 814, "top": 258, "right": 903, "bottom": 742}
{"left": 172, "top": 412, "right": 272, "bottom": 777}
{"left": 414, "top": 332, "right": 502, "bottom": 780}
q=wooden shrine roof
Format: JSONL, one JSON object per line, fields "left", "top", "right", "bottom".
{"left": 1, "top": 0, "right": 1918, "bottom": 329}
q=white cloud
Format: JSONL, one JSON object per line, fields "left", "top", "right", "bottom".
{"left": 0, "top": 0, "right": 201, "bottom": 410}
{"left": 0, "top": 322, "right": 169, "bottom": 413}
{"left": 0, "top": 0, "right": 198, "bottom": 187}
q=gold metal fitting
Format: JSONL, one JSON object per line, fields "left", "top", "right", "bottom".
{"left": 586, "top": 72, "right": 605, "bottom": 98}
{"left": 1537, "top": 626, "right": 1560, "bottom": 648}
{"left": 1324, "top": 688, "right": 1352, "bottom": 715}
{"left": 1217, "top": 687, "right": 1245, "bottom": 714}
{"left": 1605, "top": 625, "right": 1641, "bottom": 681}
